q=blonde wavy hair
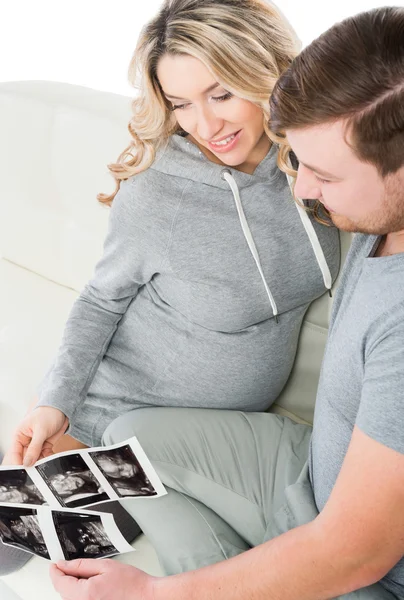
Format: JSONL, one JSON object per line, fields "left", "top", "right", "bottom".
{"left": 98, "top": 0, "right": 300, "bottom": 205}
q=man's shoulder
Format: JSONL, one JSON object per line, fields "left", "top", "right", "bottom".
{"left": 346, "top": 233, "right": 376, "bottom": 259}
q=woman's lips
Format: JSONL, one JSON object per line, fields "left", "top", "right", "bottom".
{"left": 208, "top": 130, "right": 242, "bottom": 154}
{"left": 321, "top": 201, "right": 335, "bottom": 213}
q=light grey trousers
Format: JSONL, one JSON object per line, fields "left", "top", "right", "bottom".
{"left": 103, "top": 407, "right": 398, "bottom": 600}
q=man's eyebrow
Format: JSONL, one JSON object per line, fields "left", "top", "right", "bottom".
{"left": 300, "top": 161, "right": 339, "bottom": 179}
{"left": 164, "top": 82, "right": 221, "bottom": 101}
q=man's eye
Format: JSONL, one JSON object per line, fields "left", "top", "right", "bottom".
{"left": 315, "top": 174, "right": 331, "bottom": 184}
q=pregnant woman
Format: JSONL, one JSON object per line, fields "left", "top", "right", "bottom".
{"left": 1, "top": 0, "right": 339, "bottom": 574}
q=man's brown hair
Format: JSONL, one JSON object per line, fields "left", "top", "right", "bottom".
{"left": 269, "top": 7, "right": 404, "bottom": 177}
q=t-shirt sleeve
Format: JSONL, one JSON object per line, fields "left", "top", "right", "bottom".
{"left": 36, "top": 176, "right": 170, "bottom": 424}
{"left": 356, "top": 315, "right": 404, "bottom": 454}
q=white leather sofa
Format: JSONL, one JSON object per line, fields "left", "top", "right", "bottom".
{"left": 0, "top": 81, "right": 350, "bottom": 600}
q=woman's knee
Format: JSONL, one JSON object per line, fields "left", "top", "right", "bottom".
{"left": 102, "top": 406, "right": 164, "bottom": 447}
{"left": 102, "top": 406, "right": 198, "bottom": 450}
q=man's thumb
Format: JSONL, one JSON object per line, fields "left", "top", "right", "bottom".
{"left": 57, "top": 559, "right": 105, "bottom": 578}
{"left": 23, "top": 431, "right": 46, "bottom": 467}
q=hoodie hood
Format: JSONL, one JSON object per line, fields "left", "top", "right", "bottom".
{"left": 152, "top": 134, "right": 280, "bottom": 190}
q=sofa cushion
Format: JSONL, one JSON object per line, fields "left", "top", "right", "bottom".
{"left": 0, "top": 258, "right": 78, "bottom": 451}
{"left": 0, "top": 82, "right": 131, "bottom": 292}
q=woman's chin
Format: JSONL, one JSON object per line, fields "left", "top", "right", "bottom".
{"left": 215, "top": 151, "right": 250, "bottom": 168}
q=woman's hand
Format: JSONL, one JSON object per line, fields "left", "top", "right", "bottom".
{"left": 50, "top": 559, "right": 156, "bottom": 600}
{"left": 2, "top": 406, "right": 69, "bottom": 467}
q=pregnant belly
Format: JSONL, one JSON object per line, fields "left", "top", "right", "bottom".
{"left": 104, "top": 307, "right": 303, "bottom": 411}
{"left": 150, "top": 332, "right": 297, "bottom": 410}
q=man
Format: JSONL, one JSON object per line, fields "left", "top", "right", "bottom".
{"left": 51, "top": 7, "right": 404, "bottom": 600}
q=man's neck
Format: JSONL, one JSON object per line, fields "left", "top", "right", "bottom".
{"left": 375, "top": 230, "right": 404, "bottom": 257}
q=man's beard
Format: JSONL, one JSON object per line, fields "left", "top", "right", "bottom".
{"left": 329, "top": 173, "right": 404, "bottom": 235}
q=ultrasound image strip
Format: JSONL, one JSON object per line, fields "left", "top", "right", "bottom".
{"left": 0, "top": 438, "right": 166, "bottom": 561}
{"left": 0, "top": 436, "right": 167, "bottom": 511}
{"left": 0, "top": 503, "right": 134, "bottom": 562}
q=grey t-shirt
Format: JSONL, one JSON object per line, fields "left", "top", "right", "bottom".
{"left": 310, "top": 233, "right": 404, "bottom": 598}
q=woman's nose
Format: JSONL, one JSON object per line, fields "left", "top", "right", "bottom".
{"left": 196, "top": 106, "right": 224, "bottom": 141}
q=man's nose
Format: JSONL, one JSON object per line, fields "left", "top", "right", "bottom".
{"left": 294, "top": 164, "right": 322, "bottom": 200}
{"left": 196, "top": 105, "right": 224, "bottom": 141}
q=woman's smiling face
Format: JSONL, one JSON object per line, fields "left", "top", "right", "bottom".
{"left": 157, "top": 54, "right": 270, "bottom": 174}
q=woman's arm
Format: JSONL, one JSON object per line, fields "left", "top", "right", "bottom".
{"left": 3, "top": 176, "right": 173, "bottom": 466}
{"left": 35, "top": 178, "right": 165, "bottom": 424}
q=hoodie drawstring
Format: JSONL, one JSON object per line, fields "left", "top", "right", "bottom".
{"left": 286, "top": 172, "right": 333, "bottom": 296}
{"left": 221, "top": 167, "right": 334, "bottom": 323}
{"left": 221, "top": 169, "right": 279, "bottom": 321}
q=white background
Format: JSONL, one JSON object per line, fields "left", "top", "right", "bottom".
{"left": 0, "top": 0, "right": 402, "bottom": 97}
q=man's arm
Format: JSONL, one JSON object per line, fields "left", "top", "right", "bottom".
{"left": 51, "top": 427, "right": 404, "bottom": 600}
{"left": 52, "top": 319, "right": 404, "bottom": 600}
{"left": 155, "top": 426, "right": 404, "bottom": 600}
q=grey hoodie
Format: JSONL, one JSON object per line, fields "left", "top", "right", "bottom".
{"left": 37, "top": 135, "right": 340, "bottom": 446}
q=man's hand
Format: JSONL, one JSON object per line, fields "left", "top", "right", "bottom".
{"left": 2, "top": 406, "right": 69, "bottom": 467}
{"left": 50, "top": 558, "right": 156, "bottom": 600}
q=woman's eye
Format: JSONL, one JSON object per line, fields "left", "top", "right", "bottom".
{"left": 212, "top": 92, "right": 233, "bottom": 102}
{"left": 170, "top": 91, "right": 233, "bottom": 110}
{"left": 171, "top": 102, "right": 190, "bottom": 111}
